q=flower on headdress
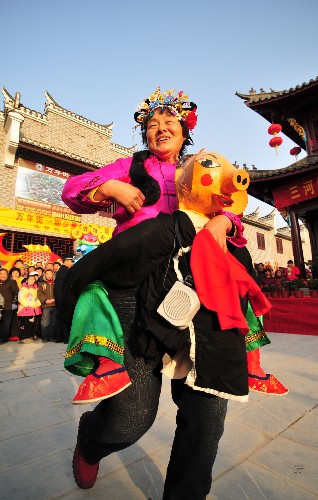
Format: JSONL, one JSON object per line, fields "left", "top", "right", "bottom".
{"left": 135, "top": 88, "right": 197, "bottom": 130}
{"left": 185, "top": 108, "right": 198, "bottom": 130}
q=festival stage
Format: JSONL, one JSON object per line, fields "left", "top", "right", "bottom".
{"left": 263, "top": 297, "right": 318, "bottom": 336}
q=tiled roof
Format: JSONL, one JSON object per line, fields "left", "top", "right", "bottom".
{"left": 19, "top": 136, "right": 135, "bottom": 168}
{"left": 44, "top": 91, "right": 114, "bottom": 132}
{"left": 236, "top": 76, "right": 318, "bottom": 104}
{"left": 2, "top": 87, "right": 114, "bottom": 133}
{"left": 19, "top": 137, "right": 105, "bottom": 168}
{"left": 249, "top": 155, "right": 318, "bottom": 180}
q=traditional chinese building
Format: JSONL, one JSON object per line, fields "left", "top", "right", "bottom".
{"left": 242, "top": 207, "right": 311, "bottom": 270}
{"left": 236, "top": 76, "right": 318, "bottom": 276}
{"left": 0, "top": 86, "right": 311, "bottom": 269}
{"left": 0, "top": 88, "right": 134, "bottom": 262}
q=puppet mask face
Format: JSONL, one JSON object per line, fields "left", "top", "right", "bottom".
{"left": 175, "top": 152, "right": 250, "bottom": 215}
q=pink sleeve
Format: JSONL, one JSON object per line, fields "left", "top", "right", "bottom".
{"left": 217, "top": 210, "right": 247, "bottom": 248}
{"left": 61, "top": 157, "right": 133, "bottom": 214}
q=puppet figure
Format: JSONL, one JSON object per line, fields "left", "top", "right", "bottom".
{"left": 64, "top": 151, "right": 287, "bottom": 404}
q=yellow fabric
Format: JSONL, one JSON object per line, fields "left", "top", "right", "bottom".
{"left": 87, "top": 186, "right": 100, "bottom": 202}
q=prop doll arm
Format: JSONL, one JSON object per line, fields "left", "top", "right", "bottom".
{"left": 204, "top": 211, "right": 246, "bottom": 253}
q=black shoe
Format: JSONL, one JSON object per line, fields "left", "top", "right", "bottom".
{"left": 0, "top": 339, "right": 8, "bottom": 345}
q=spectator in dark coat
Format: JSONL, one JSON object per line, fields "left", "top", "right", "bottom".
{"left": 256, "top": 268, "right": 275, "bottom": 287}
{"left": 54, "top": 255, "right": 74, "bottom": 342}
{"left": 0, "top": 268, "right": 19, "bottom": 344}
{"left": 37, "top": 269, "right": 57, "bottom": 342}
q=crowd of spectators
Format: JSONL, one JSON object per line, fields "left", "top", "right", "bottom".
{"left": 255, "top": 260, "right": 311, "bottom": 289}
{"left": 0, "top": 255, "right": 74, "bottom": 345}
{"left": 254, "top": 260, "right": 301, "bottom": 287}
{"left": 0, "top": 253, "right": 313, "bottom": 345}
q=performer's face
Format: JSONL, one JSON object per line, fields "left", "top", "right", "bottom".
{"left": 146, "top": 109, "right": 186, "bottom": 164}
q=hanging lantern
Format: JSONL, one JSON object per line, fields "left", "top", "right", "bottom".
{"left": 269, "top": 136, "right": 283, "bottom": 156}
{"left": 268, "top": 123, "right": 283, "bottom": 155}
{"left": 268, "top": 123, "right": 282, "bottom": 136}
{"left": 290, "top": 146, "right": 301, "bottom": 160}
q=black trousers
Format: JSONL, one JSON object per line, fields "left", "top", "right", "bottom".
{"left": 79, "top": 289, "right": 228, "bottom": 500}
{"left": 0, "top": 309, "right": 14, "bottom": 342}
{"left": 19, "top": 316, "right": 41, "bottom": 340}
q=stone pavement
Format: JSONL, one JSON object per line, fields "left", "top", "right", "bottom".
{"left": 0, "top": 333, "right": 317, "bottom": 500}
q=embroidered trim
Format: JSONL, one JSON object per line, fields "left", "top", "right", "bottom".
{"left": 83, "top": 176, "right": 103, "bottom": 189}
{"left": 245, "top": 330, "right": 267, "bottom": 346}
{"left": 65, "top": 334, "right": 124, "bottom": 359}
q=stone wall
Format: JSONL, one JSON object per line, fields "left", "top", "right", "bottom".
{"left": 0, "top": 90, "right": 131, "bottom": 235}
{"left": 0, "top": 112, "right": 18, "bottom": 210}
{"left": 243, "top": 213, "right": 312, "bottom": 268}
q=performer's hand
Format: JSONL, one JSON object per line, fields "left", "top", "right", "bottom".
{"left": 193, "top": 149, "right": 215, "bottom": 162}
{"left": 93, "top": 180, "right": 145, "bottom": 214}
{"left": 205, "top": 215, "right": 232, "bottom": 253}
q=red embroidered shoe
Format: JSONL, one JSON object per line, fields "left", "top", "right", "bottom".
{"left": 248, "top": 373, "right": 289, "bottom": 396}
{"left": 73, "top": 411, "right": 99, "bottom": 489}
{"left": 72, "top": 367, "right": 132, "bottom": 405}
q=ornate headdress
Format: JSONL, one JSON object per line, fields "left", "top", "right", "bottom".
{"left": 134, "top": 87, "right": 198, "bottom": 131}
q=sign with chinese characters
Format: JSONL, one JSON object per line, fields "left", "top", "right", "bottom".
{"left": 272, "top": 173, "right": 318, "bottom": 210}
{"left": 0, "top": 207, "right": 113, "bottom": 242}
{"left": 15, "top": 158, "right": 81, "bottom": 222}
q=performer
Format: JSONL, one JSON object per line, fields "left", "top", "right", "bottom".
{"left": 64, "top": 152, "right": 287, "bottom": 401}
{"left": 61, "top": 89, "right": 286, "bottom": 498}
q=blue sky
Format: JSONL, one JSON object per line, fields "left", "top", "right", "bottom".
{"left": 2, "top": 0, "right": 318, "bottom": 223}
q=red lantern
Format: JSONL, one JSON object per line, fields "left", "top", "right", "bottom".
{"left": 268, "top": 123, "right": 282, "bottom": 135}
{"left": 269, "top": 136, "right": 283, "bottom": 156}
{"left": 290, "top": 146, "right": 301, "bottom": 159}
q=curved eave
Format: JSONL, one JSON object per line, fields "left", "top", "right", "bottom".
{"left": 236, "top": 77, "right": 318, "bottom": 149}
{"left": 249, "top": 155, "right": 318, "bottom": 182}
{"left": 235, "top": 76, "right": 318, "bottom": 105}
{"left": 45, "top": 90, "right": 113, "bottom": 130}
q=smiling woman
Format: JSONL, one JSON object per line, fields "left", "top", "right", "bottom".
{"left": 61, "top": 87, "right": 199, "bottom": 234}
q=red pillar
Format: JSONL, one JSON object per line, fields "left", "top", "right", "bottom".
{"left": 289, "top": 206, "right": 306, "bottom": 278}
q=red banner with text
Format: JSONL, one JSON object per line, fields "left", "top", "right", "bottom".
{"left": 272, "top": 173, "right": 318, "bottom": 210}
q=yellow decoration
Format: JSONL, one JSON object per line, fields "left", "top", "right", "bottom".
{"left": 97, "top": 227, "right": 113, "bottom": 243}
{"left": 0, "top": 207, "right": 113, "bottom": 241}
{"left": 71, "top": 227, "right": 84, "bottom": 239}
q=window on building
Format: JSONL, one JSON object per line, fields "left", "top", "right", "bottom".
{"left": 276, "top": 237, "right": 283, "bottom": 254}
{"left": 256, "top": 232, "right": 265, "bottom": 250}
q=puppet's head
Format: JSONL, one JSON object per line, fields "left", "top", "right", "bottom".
{"left": 175, "top": 151, "right": 250, "bottom": 216}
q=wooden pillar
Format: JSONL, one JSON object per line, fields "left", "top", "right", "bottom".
{"left": 289, "top": 207, "right": 306, "bottom": 278}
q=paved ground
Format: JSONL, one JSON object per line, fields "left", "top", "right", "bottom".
{"left": 0, "top": 332, "right": 317, "bottom": 500}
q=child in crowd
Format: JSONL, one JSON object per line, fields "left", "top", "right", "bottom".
{"left": 17, "top": 274, "right": 42, "bottom": 343}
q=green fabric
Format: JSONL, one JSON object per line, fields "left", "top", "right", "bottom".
{"left": 245, "top": 301, "right": 271, "bottom": 352}
{"left": 64, "top": 280, "right": 125, "bottom": 377}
